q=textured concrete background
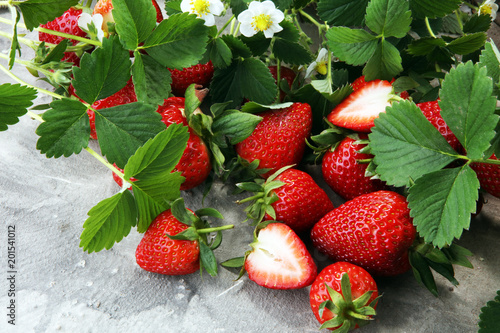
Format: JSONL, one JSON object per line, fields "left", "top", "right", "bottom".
{"left": 1, "top": 2, "right": 500, "bottom": 333}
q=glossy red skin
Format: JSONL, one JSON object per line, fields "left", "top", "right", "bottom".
{"left": 38, "top": 8, "right": 87, "bottom": 65}
{"left": 169, "top": 61, "right": 214, "bottom": 96}
{"left": 264, "top": 169, "right": 334, "bottom": 233}
{"left": 235, "top": 102, "right": 312, "bottom": 178}
{"left": 268, "top": 66, "right": 296, "bottom": 102}
{"left": 157, "top": 97, "right": 212, "bottom": 191}
{"left": 416, "top": 101, "right": 462, "bottom": 152}
{"left": 309, "top": 262, "right": 378, "bottom": 330}
{"left": 135, "top": 209, "right": 200, "bottom": 275}
{"left": 471, "top": 154, "right": 500, "bottom": 198}
{"left": 244, "top": 223, "right": 317, "bottom": 289}
{"left": 94, "top": 0, "right": 163, "bottom": 22}
{"left": 311, "top": 190, "right": 416, "bottom": 276}
{"left": 322, "top": 136, "right": 387, "bottom": 200}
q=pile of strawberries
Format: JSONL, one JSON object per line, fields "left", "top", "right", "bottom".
{"left": 37, "top": 1, "right": 500, "bottom": 331}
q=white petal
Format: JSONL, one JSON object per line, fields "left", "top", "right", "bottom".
{"left": 180, "top": 0, "right": 192, "bottom": 13}
{"left": 210, "top": 0, "right": 224, "bottom": 16}
{"left": 260, "top": 0, "right": 277, "bottom": 12}
{"left": 270, "top": 10, "right": 285, "bottom": 24}
{"left": 317, "top": 48, "right": 328, "bottom": 62}
{"left": 237, "top": 10, "right": 254, "bottom": 24}
{"left": 97, "top": 29, "right": 104, "bottom": 42}
{"left": 240, "top": 22, "right": 257, "bottom": 37}
{"left": 78, "top": 13, "right": 92, "bottom": 30}
{"left": 248, "top": 1, "right": 263, "bottom": 13}
{"left": 305, "top": 62, "right": 316, "bottom": 78}
{"left": 93, "top": 14, "right": 104, "bottom": 30}
{"left": 203, "top": 13, "right": 215, "bottom": 26}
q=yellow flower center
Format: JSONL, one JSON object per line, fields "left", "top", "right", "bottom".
{"left": 252, "top": 14, "right": 272, "bottom": 32}
{"left": 480, "top": 4, "right": 493, "bottom": 16}
{"left": 192, "top": 0, "right": 210, "bottom": 16}
{"left": 315, "top": 62, "right": 327, "bottom": 75}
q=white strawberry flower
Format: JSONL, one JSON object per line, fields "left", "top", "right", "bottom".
{"left": 180, "top": 0, "right": 224, "bottom": 26}
{"left": 237, "top": 1, "right": 285, "bottom": 38}
{"left": 78, "top": 13, "right": 105, "bottom": 42}
{"left": 305, "top": 48, "right": 331, "bottom": 78}
{"left": 479, "top": 0, "right": 499, "bottom": 20}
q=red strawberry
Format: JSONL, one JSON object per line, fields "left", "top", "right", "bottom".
{"left": 38, "top": 8, "right": 87, "bottom": 65}
{"left": 322, "top": 135, "right": 387, "bottom": 200}
{"left": 311, "top": 190, "right": 416, "bottom": 276}
{"left": 94, "top": 0, "right": 163, "bottom": 33}
{"left": 135, "top": 209, "right": 200, "bottom": 275}
{"left": 416, "top": 100, "right": 461, "bottom": 151}
{"left": 240, "top": 167, "right": 334, "bottom": 233}
{"left": 351, "top": 75, "right": 409, "bottom": 99}
{"left": 309, "top": 262, "right": 379, "bottom": 331}
{"left": 157, "top": 97, "right": 212, "bottom": 190}
{"left": 235, "top": 102, "right": 312, "bottom": 178}
{"left": 169, "top": 61, "right": 214, "bottom": 97}
{"left": 471, "top": 154, "right": 500, "bottom": 198}
{"left": 70, "top": 78, "right": 137, "bottom": 139}
{"left": 268, "top": 65, "right": 296, "bottom": 102}
{"left": 244, "top": 222, "right": 317, "bottom": 289}
{"left": 328, "top": 79, "right": 397, "bottom": 132}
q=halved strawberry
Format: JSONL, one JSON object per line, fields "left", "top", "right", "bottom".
{"left": 244, "top": 222, "right": 317, "bottom": 289}
{"left": 327, "top": 79, "right": 397, "bottom": 132}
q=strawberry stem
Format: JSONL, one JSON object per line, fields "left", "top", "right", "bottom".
{"left": 424, "top": 17, "right": 437, "bottom": 38}
{"left": 298, "top": 9, "right": 325, "bottom": 31}
{"left": 197, "top": 225, "right": 235, "bottom": 234}
{"left": 216, "top": 14, "right": 235, "bottom": 38}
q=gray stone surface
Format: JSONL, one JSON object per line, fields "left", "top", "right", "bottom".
{"left": 1, "top": 3, "right": 500, "bottom": 333}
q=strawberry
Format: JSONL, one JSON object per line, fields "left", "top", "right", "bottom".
{"left": 157, "top": 97, "right": 212, "bottom": 190}
{"left": 169, "top": 61, "right": 214, "bottom": 97}
{"left": 69, "top": 78, "right": 137, "bottom": 140}
{"left": 416, "top": 100, "right": 462, "bottom": 152}
{"left": 94, "top": 0, "right": 163, "bottom": 33}
{"left": 235, "top": 102, "right": 312, "bottom": 178}
{"left": 244, "top": 222, "right": 317, "bottom": 289}
{"left": 311, "top": 190, "right": 416, "bottom": 276}
{"left": 268, "top": 65, "right": 296, "bottom": 102}
{"left": 322, "top": 135, "right": 387, "bottom": 200}
{"left": 351, "top": 75, "right": 410, "bottom": 99}
{"left": 471, "top": 154, "right": 500, "bottom": 198}
{"left": 238, "top": 167, "right": 334, "bottom": 233}
{"left": 38, "top": 8, "right": 87, "bottom": 65}
{"left": 309, "top": 262, "right": 379, "bottom": 331}
{"left": 328, "top": 78, "right": 398, "bottom": 132}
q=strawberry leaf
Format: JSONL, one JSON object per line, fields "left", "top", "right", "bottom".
{"left": 478, "top": 290, "right": 500, "bottom": 333}
{"left": 317, "top": 0, "right": 369, "bottom": 27}
{"left": 479, "top": 41, "right": 500, "bottom": 96}
{"left": 18, "top": 0, "right": 79, "bottom": 30}
{"left": 363, "top": 39, "right": 403, "bottom": 81}
{"left": 439, "top": 62, "right": 498, "bottom": 160}
{"left": 463, "top": 14, "right": 492, "bottom": 34}
{"left": 239, "top": 33, "right": 270, "bottom": 57}
{"left": 369, "top": 100, "right": 458, "bottom": 187}
{"left": 272, "top": 39, "right": 312, "bottom": 65}
{"left": 94, "top": 102, "right": 166, "bottom": 168}
{"left": 365, "top": 0, "right": 411, "bottom": 39}
{"left": 408, "top": 165, "right": 480, "bottom": 248}
{"left": 212, "top": 110, "right": 262, "bottom": 144}
{"left": 446, "top": 33, "right": 487, "bottom": 55}
{"left": 36, "top": 98, "right": 90, "bottom": 158}
{"left": 72, "top": 36, "right": 132, "bottom": 105}
{"left": 80, "top": 190, "right": 137, "bottom": 253}
{"left": 207, "top": 38, "right": 233, "bottom": 68}
{"left": 326, "top": 27, "right": 378, "bottom": 66}
{"left": 409, "top": 0, "right": 462, "bottom": 20}
{"left": 132, "top": 52, "right": 172, "bottom": 106}
{"left": 112, "top": 0, "right": 157, "bottom": 50}
{"left": 142, "top": 13, "right": 209, "bottom": 69}
{"left": 0, "top": 83, "right": 37, "bottom": 131}
{"left": 223, "top": 35, "right": 253, "bottom": 58}
{"left": 407, "top": 37, "right": 447, "bottom": 56}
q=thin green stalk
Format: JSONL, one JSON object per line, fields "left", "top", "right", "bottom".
{"left": 0, "top": 52, "right": 58, "bottom": 79}
{"left": 216, "top": 14, "right": 235, "bottom": 38}
{"left": 233, "top": 21, "right": 241, "bottom": 37}
{"left": 84, "top": 146, "right": 125, "bottom": 180}
{"left": 197, "top": 225, "right": 235, "bottom": 234}
{"left": 425, "top": 17, "right": 437, "bottom": 38}
{"left": 229, "top": 16, "right": 237, "bottom": 35}
{"left": 27, "top": 110, "right": 44, "bottom": 123}
{"left": 298, "top": 9, "right": 324, "bottom": 30}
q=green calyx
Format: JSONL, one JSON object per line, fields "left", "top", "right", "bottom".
{"left": 235, "top": 165, "right": 295, "bottom": 224}
{"left": 168, "top": 197, "right": 234, "bottom": 277}
{"left": 319, "top": 273, "right": 379, "bottom": 332}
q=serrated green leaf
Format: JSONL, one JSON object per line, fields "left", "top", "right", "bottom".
{"left": 479, "top": 41, "right": 500, "bottom": 88}
{"left": 478, "top": 290, "right": 500, "bottom": 333}
{"left": 369, "top": 100, "right": 459, "bottom": 187}
{"left": 363, "top": 39, "right": 403, "bottom": 81}
{"left": 327, "top": 27, "right": 378, "bottom": 66}
{"left": 42, "top": 39, "right": 68, "bottom": 64}
{"left": 212, "top": 110, "right": 262, "bottom": 144}
{"left": 95, "top": 102, "right": 166, "bottom": 168}
{"left": 311, "top": 79, "right": 333, "bottom": 95}
{"left": 317, "top": 0, "right": 369, "bottom": 26}
{"left": 0, "top": 83, "right": 37, "bottom": 131}
{"left": 229, "top": 0, "right": 248, "bottom": 16}
{"left": 112, "top": 0, "right": 157, "bottom": 50}
{"left": 272, "top": 39, "right": 312, "bottom": 65}
{"left": 439, "top": 62, "right": 498, "bottom": 159}
{"left": 274, "top": 0, "right": 293, "bottom": 10}
{"left": 132, "top": 52, "right": 172, "bottom": 105}
{"left": 80, "top": 190, "right": 137, "bottom": 253}
{"left": 224, "top": 34, "right": 254, "bottom": 58}
{"left": 464, "top": 14, "right": 492, "bottom": 34}
{"left": 132, "top": 183, "right": 173, "bottom": 232}
{"left": 208, "top": 37, "right": 233, "bottom": 68}
{"left": 408, "top": 165, "right": 479, "bottom": 248}
{"left": 165, "top": 0, "right": 182, "bottom": 15}
{"left": 72, "top": 36, "right": 131, "bottom": 104}
{"left": 18, "top": 0, "right": 79, "bottom": 30}
{"left": 143, "top": 13, "right": 209, "bottom": 69}
{"left": 36, "top": 98, "right": 90, "bottom": 158}
{"left": 274, "top": 20, "right": 299, "bottom": 42}
{"left": 409, "top": 0, "right": 462, "bottom": 20}
{"left": 447, "top": 33, "right": 487, "bottom": 55}
{"left": 407, "top": 37, "right": 447, "bottom": 56}
{"left": 365, "top": 0, "right": 411, "bottom": 38}
{"left": 240, "top": 101, "right": 293, "bottom": 114}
